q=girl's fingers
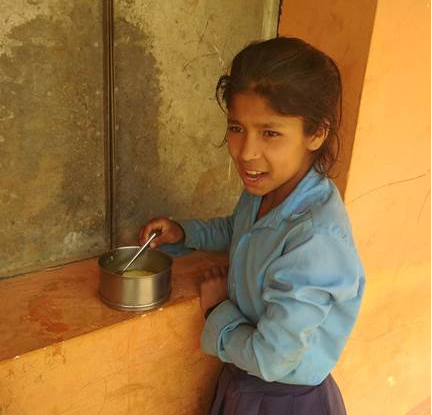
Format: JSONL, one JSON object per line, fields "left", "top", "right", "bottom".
{"left": 211, "top": 265, "right": 229, "bottom": 279}
{"left": 203, "top": 270, "right": 212, "bottom": 281}
{"left": 139, "top": 217, "right": 186, "bottom": 248}
{"left": 200, "top": 266, "right": 230, "bottom": 280}
{"left": 139, "top": 219, "right": 164, "bottom": 245}
{"left": 149, "top": 231, "right": 167, "bottom": 248}
{"left": 202, "top": 266, "right": 229, "bottom": 284}
{"left": 210, "top": 266, "right": 221, "bottom": 278}
{"left": 139, "top": 225, "right": 152, "bottom": 245}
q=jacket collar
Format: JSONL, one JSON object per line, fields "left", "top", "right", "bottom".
{"left": 250, "top": 168, "right": 332, "bottom": 230}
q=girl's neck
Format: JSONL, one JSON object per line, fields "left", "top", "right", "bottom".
{"left": 255, "top": 165, "right": 313, "bottom": 221}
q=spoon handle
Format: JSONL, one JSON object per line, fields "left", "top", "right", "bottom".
{"left": 121, "top": 231, "right": 159, "bottom": 273}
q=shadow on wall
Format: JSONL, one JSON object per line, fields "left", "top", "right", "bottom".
{"left": 404, "top": 397, "right": 431, "bottom": 415}
{"left": 112, "top": 16, "right": 241, "bottom": 247}
{"left": 113, "top": 17, "right": 163, "bottom": 246}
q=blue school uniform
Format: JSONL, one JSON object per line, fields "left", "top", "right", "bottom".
{"left": 179, "top": 168, "right": 365, "bottom": 414}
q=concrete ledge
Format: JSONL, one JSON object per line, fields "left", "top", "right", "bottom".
{"left": 0, "top": 251, "right": 227, "bottom": 415}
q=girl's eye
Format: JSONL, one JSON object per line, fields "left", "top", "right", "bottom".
{"left": 263, "top": 130, "right": 280, "bottom": 138}
{"left": 228, "top": 125, "right": 243, "bottom": 134}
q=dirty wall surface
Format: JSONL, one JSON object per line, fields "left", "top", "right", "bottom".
{"left": 113, "top": 0, "right": 277, "bottom": 245}
{"left": 0, "top": 0, "right": 278, "bottom": 276}
{"left": 0, "top": 0, "right": 107, "bottom": 277}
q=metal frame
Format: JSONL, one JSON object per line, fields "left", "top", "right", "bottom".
{"left": 262, "top": 0, "right": 282, "bottom": 39}
{"left": 103, "top": 0, "right": 116, "bottom": 250}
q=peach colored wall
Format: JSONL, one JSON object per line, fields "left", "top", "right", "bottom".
{"left": 278, "top": 0, "right": 377, "bottom": 196}
{"left": 342, "top": 0, "right": 431, "bottom": 414}
{"left": 279, "top": 1, "right": 430, "bottom": 415}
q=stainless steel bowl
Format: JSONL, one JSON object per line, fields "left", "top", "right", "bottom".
{"left": 98, "top": 246, "right": 172, "bottom": 311}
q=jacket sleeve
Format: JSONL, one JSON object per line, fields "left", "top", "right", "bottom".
{"left": 200, "top": 231, "right": 363, "bottom": 381}
{"left": 177, "top": 192, "right": 246, "bottom": 251}
{"left": 178, "top": 216, "right": 235, "bottom": 251}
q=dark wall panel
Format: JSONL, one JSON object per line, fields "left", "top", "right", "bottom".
{"left": 0, "top": 0, "right": 108, "bottom": 277}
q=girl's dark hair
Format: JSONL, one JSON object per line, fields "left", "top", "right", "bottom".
{"left": 216, "top": 37, "right": 342, "bottom": 177}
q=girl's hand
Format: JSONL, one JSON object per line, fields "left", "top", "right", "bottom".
{"left": 200, "top": 266, "right": 229, "bottom": 316}
{"left": 139, "top": 217, "right": 185, "bottom": 248}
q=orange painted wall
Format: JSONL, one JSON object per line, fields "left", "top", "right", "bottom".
{"left": 0, "top": 253, "right": 228, "bottom": 415}
{"left": 342, "top": 0, "right": 431, "bottom": 414}
{"left": 279, "top": 1, "right": 431, "bottom": 415}
{"left": 278, "top": 0, "right": 377, "bottom": 195}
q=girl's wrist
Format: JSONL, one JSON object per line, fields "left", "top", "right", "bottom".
{"left": 172, "top": 220, "right": 186, "bottom": 243}
{"left": 204, "top": 301, "right": 223, "bottom": 319}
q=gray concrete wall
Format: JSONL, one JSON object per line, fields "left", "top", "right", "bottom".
{"left": 0, "top": 0, "right": 107, "bottom": 277}
{"left": 0, "top": 0, "right": 279, "bottom": 276}
{"left": 113, "top": 0, "right": 279, "bottom": 245}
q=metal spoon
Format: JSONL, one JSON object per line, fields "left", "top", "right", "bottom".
{"left": 119, "top": 231, "right": 160, "bottom": 274}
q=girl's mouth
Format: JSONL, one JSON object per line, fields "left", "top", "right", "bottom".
{"left": 241, "top": 169, "right": 268, "bottom": 185}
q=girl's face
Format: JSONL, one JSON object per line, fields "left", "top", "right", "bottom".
{"left": 227, "top": 92, "right": 325, "bottom": 206}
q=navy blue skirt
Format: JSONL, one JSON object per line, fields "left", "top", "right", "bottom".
{"left": 208, "top": 364, "right": 347, "bottom": 415}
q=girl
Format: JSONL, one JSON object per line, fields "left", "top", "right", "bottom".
{"left": 139, "top": 37, "right": 365, "bottom": 415}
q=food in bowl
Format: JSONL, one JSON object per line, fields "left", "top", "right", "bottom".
{"left": 98, "top": 246, "right": 172, "bottom": 311}
{"left": 122, "top": 269, "right": 154, "bottom": 277}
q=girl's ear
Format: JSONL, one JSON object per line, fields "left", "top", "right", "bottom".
{"left": 306, "top": 124, "right": 329, "bottom": 151}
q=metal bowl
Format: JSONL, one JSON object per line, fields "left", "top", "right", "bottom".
{"left": 98, "top": 246, "right": 172, "bottom": 311}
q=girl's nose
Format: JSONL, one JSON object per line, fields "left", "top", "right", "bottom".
{"left": 239, "top": 134, "right": 261, "bottom": 161}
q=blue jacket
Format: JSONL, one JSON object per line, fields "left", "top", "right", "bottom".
{"left": 179, "top": 168, "right": 365, "bottom": 385}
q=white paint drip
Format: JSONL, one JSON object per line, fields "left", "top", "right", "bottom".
{"left": 0, "top": 110, "right": 15, "bottom": 121}
{"left": 63, "top": 231, "right": 86, "bottom": 254}
{"left": 387, "top": 376, "right": 396, "bottom": 386}
{"left": 210, "top": 43, "right": 226, "bottom": 70}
